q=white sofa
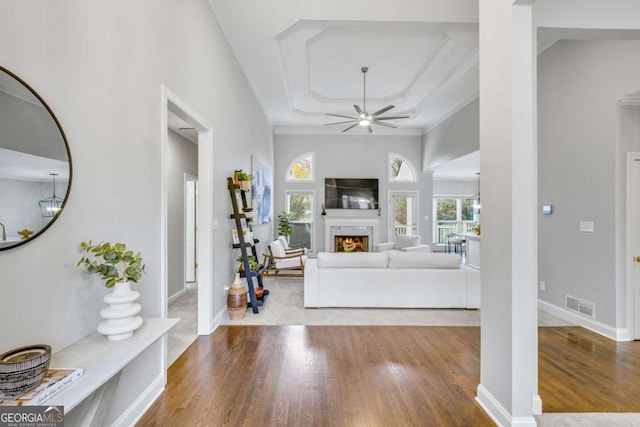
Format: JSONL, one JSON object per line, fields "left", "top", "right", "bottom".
{"left": 304, "top": 251, "right": 480, "bottom": 309}
{"left": 374, "top": 234, "right": 430, "bottom": 253}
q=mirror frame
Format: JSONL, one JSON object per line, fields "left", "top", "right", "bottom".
{"left": 0, "top": 65, "right": 73, "bottom": 251}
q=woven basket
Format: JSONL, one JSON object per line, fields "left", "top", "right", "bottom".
{"left": 0, "top": 344, "right": 51, "bottom": 397}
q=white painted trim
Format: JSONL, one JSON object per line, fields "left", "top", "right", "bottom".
{"left": 274, "top": 126, "right": 422, "bottom": 136}
{"left": 476, "top": 385, "right": 538, "bottom": 427}
{"left": 161, "top": 85, "right": 215, "bottom": 336}
{"left": 626, "top": 152, "right": 640, "bottom": 341}
{"left": 387, "top": 152, "right": 418, "bottom": 183}
{"left": 211, "top": 306, "right": 227, "bottom": 331}
{"left": 538, "top": 300, "right": 632, "bottom": 341}
{"left": 168, "top": 288, "right": 186, "bottom": 304}
{"left": 112, "top": 373, "right": 165, "bottom": 427}
{"left": 284, "top": 152, "right": 316, "bottom": 183}
{"left": 284, "top": 189, "right": 316, "bottom": 252}
{"left": 184, "top": 173, "right": 198, "bottom": 286}
{"left": 387, "top": 190, "right": 419, "bottom": 240}
{"left": 618, "top": 96, "right": 640, "bottom": 106}
{"left": 476, "top": 385, "right": 510, "bottom": 427}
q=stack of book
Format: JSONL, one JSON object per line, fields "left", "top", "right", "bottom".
{"left": 0, "top": 368, "right": 83, "bottom": 406}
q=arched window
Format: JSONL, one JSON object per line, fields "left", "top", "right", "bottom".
{"left": 389, "top": 153, "right": 417, "bottom": 182}
{"left": 285, "top": 152, "right": 314, "bottom": 182}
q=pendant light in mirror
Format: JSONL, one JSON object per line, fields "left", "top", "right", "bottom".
{"left": 39, "top": 173, "right": 63, "bottom": 217}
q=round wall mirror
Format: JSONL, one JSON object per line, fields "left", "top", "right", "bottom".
{"left": 0, "top": 66, "right": 72, "bottom": 251}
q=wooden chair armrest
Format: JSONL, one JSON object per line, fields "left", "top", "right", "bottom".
{"left": 270, "top": 253, "right": 304, "bottom": 260}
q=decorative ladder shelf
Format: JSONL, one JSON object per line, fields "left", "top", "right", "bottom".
{"left": 227, "top": 177, "right": 268, "bottom": 313}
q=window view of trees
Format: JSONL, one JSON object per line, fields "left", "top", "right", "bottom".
{"left": 395, "top": 197, "right": 407, "bottom": 225}
{"left": 288, "top": 155, "right": 312, "bottom": 180}
{"left": 288, "top": 194, "right": 311, "bottom": 221}
{"left": 286, "top": 192, "right": 313, "bottom": 249}
{"left": 435, "top": 198, "right": 477, "bottom": 243}
{"left": 437, "top": 199, "right": 457, "bottom": 220}
{"left": 389, "top": 154, "right": 416, "bottom": 181}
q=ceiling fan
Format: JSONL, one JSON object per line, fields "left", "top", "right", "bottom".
{"left": 325, "top": 66, "right": 409, "bottom": 133}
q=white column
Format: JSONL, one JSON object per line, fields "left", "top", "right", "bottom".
{"left": 476, "top": 0, "right": 539, "bottom": 425}
{"left": 511, "top": 1, "right": 541, "bottom": 417}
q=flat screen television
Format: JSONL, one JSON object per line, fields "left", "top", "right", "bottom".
{"left": 325, "top": 178, "right": 379, "bottom": 210}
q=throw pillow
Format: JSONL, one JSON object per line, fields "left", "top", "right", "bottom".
{"left": 394, "top": 235, "right": 421, "bottom": 250}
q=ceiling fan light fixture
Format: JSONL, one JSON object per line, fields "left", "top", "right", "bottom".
{"left": 324, "top": 66, "right": 409, "bottom": 133}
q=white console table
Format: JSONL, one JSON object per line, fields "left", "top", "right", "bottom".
{"left": 48, "top": 318, "right": 178, "bottom": 425}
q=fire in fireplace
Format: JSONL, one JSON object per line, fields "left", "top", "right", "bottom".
{"left": 334, "top": 236, "right": 368, "bottom": 252}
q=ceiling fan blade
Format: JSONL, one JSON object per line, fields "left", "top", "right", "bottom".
{"left": 326, "top": 113, "right": 358, "bottom": 120}
{"left": 342, "top": 123, "right": 360, "bottom": 133}
{"left": 325, "top": 119, "right": 358, "bottom": 126}
{"left": 353, "top": 105, "right": 364, "bottom": 117}
{"left": 367, "top": 125, "right": 373, "bottom": 134}
{"left": 371, "top": 105, "right": 395, "bottom": 117}
{"left": 372, "top": 121, "right": 397, "bottom": 129}
{"left": 374, "top": 115, "right": 410, "bottom": 121}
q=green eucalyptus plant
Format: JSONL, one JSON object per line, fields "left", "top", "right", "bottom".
{"left": 77, "top": 241, "right": 145, "bottom": 288}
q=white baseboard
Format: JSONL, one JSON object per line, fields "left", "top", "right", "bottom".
{"left": 538, "top": 300, "right": 631, "bottom": 341}
{"left": 476, "top": 385, "right": 511, "bottom": 427}
{"left": 112, "top": 373, "right": 165, "bottom": 427}
{"left": 209, "top": 306, "right": 227, "bottom": 334}
{"left": 476, "top": 385, "right": 537, "bottom": 427}
{"left": 168, "top": 288, "right": 186, "bottom": 304}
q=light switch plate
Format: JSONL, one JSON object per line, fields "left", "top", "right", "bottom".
{"left": 579, "top": 221, "right": 594, "bottom": 233}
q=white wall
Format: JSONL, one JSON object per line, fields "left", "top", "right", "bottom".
{"left": 433, "top": 179, "right": 478, "bottom": 197}
{"left": 423, "top": 98, "right": 479, "bottom": 171}
{"left": 537, "top": 40, "right": 640, "bottom": 329}
{"left": 167, "top": 130, "right": 198, "bottom": 298}
{"left": 274, "top": 134, "right": 431, "bottom": 249}
{"left": 0, "top": 0, "right": 272, "bottom": 424}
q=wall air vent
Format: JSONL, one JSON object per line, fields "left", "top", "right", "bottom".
{"left": 565, "top": 295, "right": 595, "bottom": 320}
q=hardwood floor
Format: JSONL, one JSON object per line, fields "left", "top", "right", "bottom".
{"left": 138, "top": 326, "right": 495, "bottom": 426}
{"left": 539, "top": 326, "right": 640, "bottom": 412}
{"left": 137, "top": 325, "right": 640, "bottom": 426}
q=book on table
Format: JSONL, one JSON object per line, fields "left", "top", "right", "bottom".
{"left": 0, "top": 368, "right": 83, "bottom": 406}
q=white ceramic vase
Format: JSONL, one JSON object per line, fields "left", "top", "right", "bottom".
{"left": 97, "top": 281, "right": 143, "bottom": 341}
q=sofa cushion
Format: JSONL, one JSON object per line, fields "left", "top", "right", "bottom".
{"left": 394, "top": 235, "right": 421, "bottom": 250}
{"left": 317, "top": 252, "right": 388, "bottom": 268}
{"left": 387, "top": 252, "right": 461, "bottom": 269}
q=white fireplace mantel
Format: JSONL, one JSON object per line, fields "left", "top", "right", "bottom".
{"left": 324, "top": 218, "right": 379, "bottom": 252}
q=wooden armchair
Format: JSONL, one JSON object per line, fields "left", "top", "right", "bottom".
{"left": 262, "top": 239, "right": 307, "bottom": 278}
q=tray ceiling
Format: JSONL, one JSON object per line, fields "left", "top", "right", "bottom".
{"left": 208, "top": 0, "right": 479, "bottom": 135}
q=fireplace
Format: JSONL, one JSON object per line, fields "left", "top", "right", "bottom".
{"left": 324, "top": 218, "right": 378, "bottom": 252}
{"left": 334, "top": 236, "right": 369, "bottom": 252}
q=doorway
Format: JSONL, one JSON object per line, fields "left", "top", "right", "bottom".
{"left": 389, "top": 191, "right": 418, "bottom": 240}
{"left": 621, "top": 94, "right": 640, "bottom": 341}
{"left": 161, "top": 85, "right": 215, "bottom": 345}
{"left": 627, "top": 152, "right": 640, "bottom": 340}
{"left": 185, "top": 175, "right": 198, "bottom": 286}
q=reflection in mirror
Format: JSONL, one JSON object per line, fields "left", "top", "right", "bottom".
{"left": 0, "top": 66, "right": 71, "bottom": 251}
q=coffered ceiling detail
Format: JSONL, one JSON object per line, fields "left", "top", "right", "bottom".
{"left": 209, "top": 0, "right": 480, "bottom": 134}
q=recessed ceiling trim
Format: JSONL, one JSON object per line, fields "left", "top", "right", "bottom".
{"left": 274, "top": 126, "right": 422, "bottom": 136}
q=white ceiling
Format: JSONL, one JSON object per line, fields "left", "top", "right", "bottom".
{"left": 208, "top": 0, "right": 479, "bottom": 136}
